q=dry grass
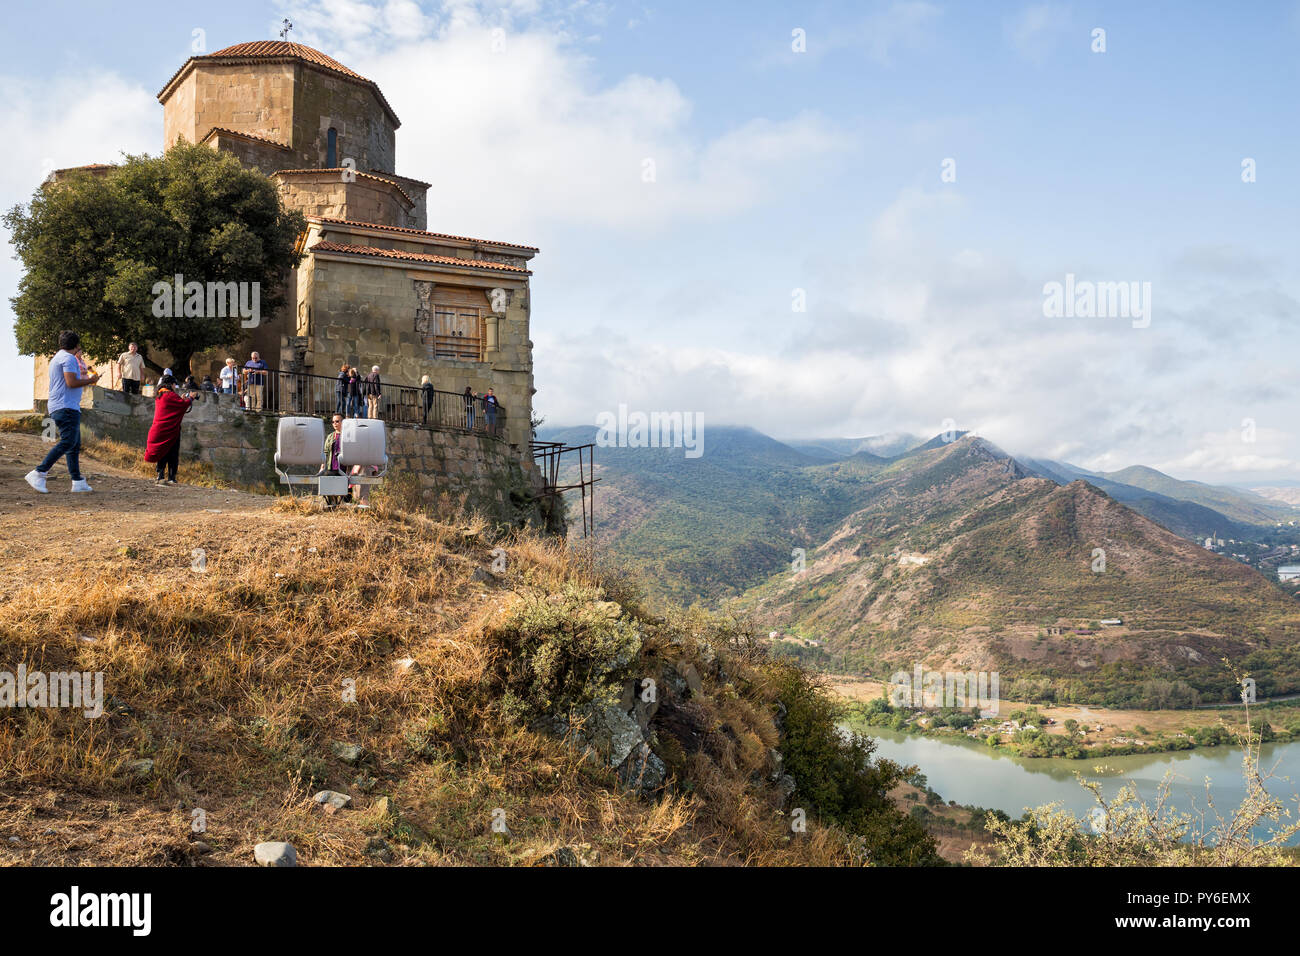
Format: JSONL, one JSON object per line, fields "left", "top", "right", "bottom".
{"left": 0, "top": 495, "right": 857, "bottom": 866}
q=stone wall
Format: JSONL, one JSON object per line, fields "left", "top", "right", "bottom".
{"left": 76, "top": 387, "right": 557, "bottom": 529}
{"left": 305, "top": 254, "right": 535, "bottom": 450}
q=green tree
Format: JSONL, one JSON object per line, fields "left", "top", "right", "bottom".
{"left": 6, "top": 140, "right": 305, "bottom": 376}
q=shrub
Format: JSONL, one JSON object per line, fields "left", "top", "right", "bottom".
{"left": 770, "top": 663, "right": 942, "bottom": 865}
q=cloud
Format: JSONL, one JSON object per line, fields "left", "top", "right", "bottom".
{"left": 1004, "top": 3, "right": 1071, "bottom": 64}
{"left": 275, "top": 1, "right": 847, "bottom": 237}
{"left": 0, "top": 72, "right": 157, "bottom": 410}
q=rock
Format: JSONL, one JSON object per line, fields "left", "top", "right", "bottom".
{"left": 677, "top": 661, "right": 703, "bottom": 696}
{"left": 253, "top": 841, "right": 297, "bottom": 867}
{"left": 332, "top": 742, "right": 363, "bottom": 764}
{"left": 352, "top": 774, "right": 377, "bottom": 793}
{"left": 191, "top": 841, "right": 212, "bottom": 855}
{"left": 768, "top": 748, "right": 784, "bottom": 781}
{"left": 365, "top": 836, "right": 393, "bottom": 863}
{"left": 535, "top": 843, "right": 593, "bottom": 867}
{"left": 617, "top": 743, "right": 667, "bottom": 795}
{"left": 579, "top": 703, "right": 643, "bottom": 767}
{"left": 312, "top": 790, "right": 352, "bottom": 811}
{"left": 393, "top": 657, "right": 417, "bottom": 675}
{"left": 126, "top": 758, "right": 154, "bottom": 777}
{"left": 472, "top": 568, "right": 498, "bottom": 585}
{"left": 775, "top": 774, "right": 797, "bottom": 805}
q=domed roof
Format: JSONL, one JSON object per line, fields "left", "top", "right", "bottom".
{"left": 158, "top": 40, "right": 398, "bottom": 126}
{"left": 207, "top": 40, "right": 370, "bottom": 82}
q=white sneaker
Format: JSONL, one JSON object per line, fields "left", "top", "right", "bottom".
{"left": 70, "top": 479, "right": 93, "bottom": 493}
{"left": 25, "top": 470, "right": 48, "bottom": 494}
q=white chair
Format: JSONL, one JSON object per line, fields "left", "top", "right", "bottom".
{"left": 275, "top": 416, "right": 346, "bottom": 498}
{"left": 339, "top": 419, "right": 387, "bottom": 507}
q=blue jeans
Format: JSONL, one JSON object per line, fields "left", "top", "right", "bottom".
{"left": 38, "top": 408, "right": 82, "bottom": 481}
{"left": 336, "top": 391, "right": 347, "bottom": 415}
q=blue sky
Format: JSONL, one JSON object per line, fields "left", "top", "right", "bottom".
{"left": 1, "top": 0, "right": 1297, "bottom": 482}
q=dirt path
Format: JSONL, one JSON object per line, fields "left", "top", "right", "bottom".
{"left": 0, "top": 431, "right": 273, "bottom": 592}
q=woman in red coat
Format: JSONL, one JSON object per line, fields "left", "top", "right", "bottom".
{"left": 144, "top": 374, "right": 194, "bottom": 485}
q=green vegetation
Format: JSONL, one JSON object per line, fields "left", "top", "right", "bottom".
{"left": 5, "top": 140, "right": 305, "bottom": 375}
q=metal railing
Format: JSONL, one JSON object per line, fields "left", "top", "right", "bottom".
{"left": 233, "top": 368, "right": 507, "bottom": 439}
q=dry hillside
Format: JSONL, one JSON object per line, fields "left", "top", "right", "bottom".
{"left": 0, "top": 429, "right": 938, "bottom": 866}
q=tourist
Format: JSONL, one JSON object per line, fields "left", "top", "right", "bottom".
{"left": 200, "top": 374, "right": 216, "bottom": 393}
{"left": 319, "top": 413, "right": 346, "bottom": 507}
{"left": 25, "top": 330, "right": 98, "bottom": 494}
{"left": 364, "top": 365, "right": 382, "bottom": 419}
{"left": 219, "top": 357, "right": 238, "bottom": 395}
{"left": 420, "top": 375, "right": 434, "bottom": 423}
{"left": 346, "top": 367, "right": 363, "bottom": 418}
{"left": 182, "top": 373, "right": 199, "bottom": 391}
{"left": 244, "top": 352, "right": 269, "bottom": 411}
{"left": 335, "top": 363, "right": 350, "bottom": 416}
{"left": 118, "top": 342, "right": 144, "bottom": 395}
{"left": 144, "top": 374, "right": 195, "bottom": 485}
{"left": 349, "top": 464, "right": 380, "bottom": 508}
{"left": 483, "top": 388, "right": 499, "bottom": 436}
{"left": 463, "top": 386, "right": 476, "bottom": 430}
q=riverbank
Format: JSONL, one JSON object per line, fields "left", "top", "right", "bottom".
{"left": 831, "top": 677, "right": 1300, "bottom": 759}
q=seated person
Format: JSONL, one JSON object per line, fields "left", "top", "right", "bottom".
{"left": 318, "top": 414, "right": 346, "bottom": 506}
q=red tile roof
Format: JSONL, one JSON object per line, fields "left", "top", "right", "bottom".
{"left": 158, "top": 40, "right": 400, "bottom": 127}
{"left": 312, "top": 217, "right": 539, "bottom": 253}
{"left": 210, "top": 41, "right": 369, "bottom": 81}
{"left": 369, "top": 169, "right": 432, "bottom": 190}
{"left": 309, "top": 240, "right": 530, "bottom": 274}
{"left": 201, "top": 126, "right": 292, "bottom": 150}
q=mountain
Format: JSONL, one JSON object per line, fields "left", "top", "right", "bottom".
{"left": 537, "top": 424, "right": 892, "bottom": 605}
{"left": 1102, "top": 465, "right": 1299, "bottom": 526}
{"left": 785, "top": 433, "right": 923, "bottom": 461}
{"left": 1020, "top": 458, "right": 1258, "bottom": 541}
{"left": 741, "top": 437, "right": 1300, "bottom": 706}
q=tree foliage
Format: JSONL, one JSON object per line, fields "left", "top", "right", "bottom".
{"left": 5, "top": 140, "right": 304, "bottom": 375}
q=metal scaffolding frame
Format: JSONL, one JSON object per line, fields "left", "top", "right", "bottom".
{"left": 530, "top": 440, "right": 599, "bottom": 537}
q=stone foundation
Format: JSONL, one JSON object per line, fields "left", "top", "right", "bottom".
{"left": 76, "top": 386, "right": 561, "bottom": 530}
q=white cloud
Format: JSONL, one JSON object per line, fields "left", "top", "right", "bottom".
{"left": 1005, "top": 3, "right": 1071, "bottom": 64}
{"left": 274, "top": 4, "right": 847, "bottom": 236}
{"left": 0, "top": 72, "right": 157, "bottom": 410}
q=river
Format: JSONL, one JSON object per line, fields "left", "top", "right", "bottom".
{"left": 854, "top": 725, "right": 1300, "bottom": 844}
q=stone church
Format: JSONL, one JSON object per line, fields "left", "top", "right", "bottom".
{"left": 42, "top": 40, "right": 538, "bottom": 451}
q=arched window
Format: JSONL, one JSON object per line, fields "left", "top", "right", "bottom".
{"left": 326, "top": 128, "right": 338, "bottom": 168}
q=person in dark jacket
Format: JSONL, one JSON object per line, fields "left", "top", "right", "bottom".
{"left": 364, "top": 365, "right": 383, "bottom": 419}
{"left": 335, "top": 363, "right": 350, "bottom": 416}
{"left": 463, "top": 386, "right": 476, "bottom": 430}
{"left": 420, "top": 375, "right": 434, "bottom": 423}
{"left": 346, "top": 367, "right": 363, "bottom": 418}
{"left": 482, "top": 388, "right": 499, "bottom": 436}
{"left": 144, "top": 375, "right": 195, "bottom": 484}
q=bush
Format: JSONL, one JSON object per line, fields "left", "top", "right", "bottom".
{"left": 490, "top": 584, "right": 642, "bottom": 725}
{"left": 771, "top": 663, "right": 942, "bottom": 865}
